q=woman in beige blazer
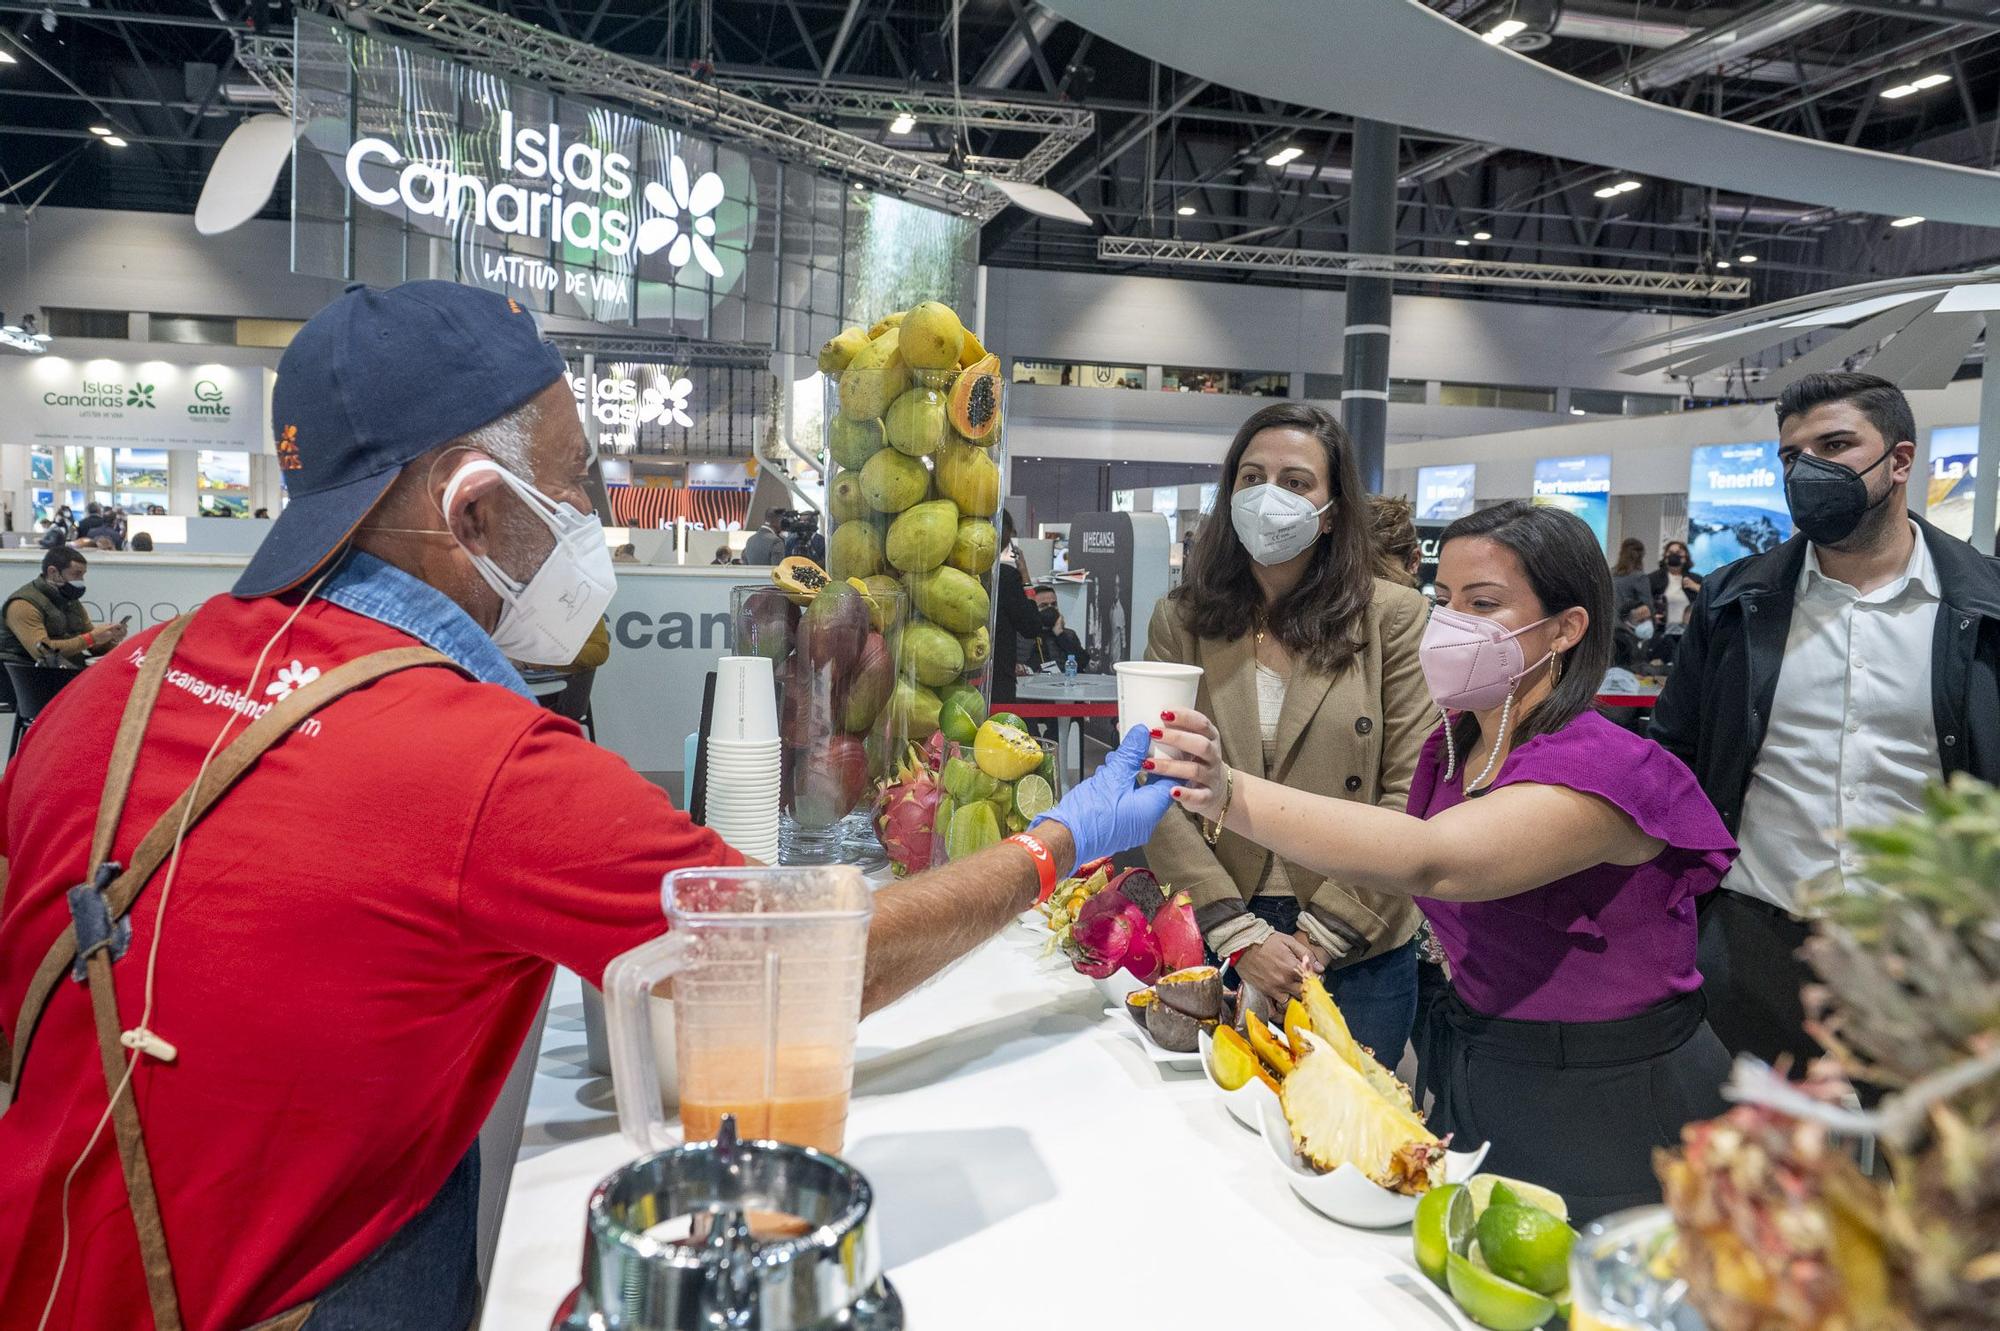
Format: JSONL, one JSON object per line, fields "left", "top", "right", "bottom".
{"left": 1145, "top": 402, "right": 1431, "bottom": 1065}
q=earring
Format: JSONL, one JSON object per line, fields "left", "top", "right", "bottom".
{"left": 1551, "top": 653, "right": 1564, "bottom": 686}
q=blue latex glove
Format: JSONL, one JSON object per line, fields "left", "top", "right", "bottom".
{"left": 1031, "top": 724, "right": 1177, "bottom": 868}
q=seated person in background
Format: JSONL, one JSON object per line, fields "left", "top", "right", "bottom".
{"left": 1612, "top": 599, "right": 1658, "bottom": 672}
{"left": 1026, "top": 583, "right": 1086, "bottom": 671}
{"left": 613, "top": 542, "right": 640, "bottom": 563}
{"left": 1369, "top": 494, "right": 1424, "bottom": 588}
{"left": 709, "top": 545, "right": 736, "bottom": 565}
{"left": 0, "top": 546, "right": 127, "bottom": 665}
{"left": 130, "top": 532, "right": 155, "bottom": 553}
{"left": 74, "top": 503, "right": 109, "bottom": 544}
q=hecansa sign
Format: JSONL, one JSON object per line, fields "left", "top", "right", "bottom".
{"left": 345, "top": 108, "right": 725, "bottom": 273}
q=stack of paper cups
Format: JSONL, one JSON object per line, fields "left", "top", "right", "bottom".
{"left": 703, "top": 656, "right": 781, "bottom": 863}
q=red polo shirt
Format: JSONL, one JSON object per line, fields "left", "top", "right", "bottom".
{"left": 0, "top": 593, "right": 739, "bottom": 1329}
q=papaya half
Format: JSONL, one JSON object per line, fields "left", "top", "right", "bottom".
{"left": 947, "top": 353, "right": 1002, "bottom": 442}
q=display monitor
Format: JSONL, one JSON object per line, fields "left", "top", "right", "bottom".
{"left": 1530, "top": 454, "right": 1611, "bottom": 548}
{"left": 1687, "top": 441, "right": 1792, "bottom": 569}
{"left": 1928, "top": 425, "right": 1981, "bottom": 542}
{"left": 1415, "top": 463, "right": 1476, "bottom": 522}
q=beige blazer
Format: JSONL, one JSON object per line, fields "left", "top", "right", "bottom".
{"left": 1142, "top": 578, "right": 1431, "bottom": 961}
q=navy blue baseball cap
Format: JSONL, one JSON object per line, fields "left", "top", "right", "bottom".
{"left": 234, "top": 280, "right": 569, "bottom": 597}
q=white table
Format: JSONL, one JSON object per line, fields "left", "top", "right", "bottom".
{"left": 1014, "top": 673, "right": 1120, "bottom": 788}
{"left": 481, "top": 935, "right": 1455, "bottom": 1330}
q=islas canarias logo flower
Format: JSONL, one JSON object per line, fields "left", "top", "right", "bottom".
{"left": 635, "top": 158, "right": 725, "bottom": 276}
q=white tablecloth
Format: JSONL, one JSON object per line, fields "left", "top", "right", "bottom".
{"left": 481, "top": 933, "right": 1456, "bottom": 1329}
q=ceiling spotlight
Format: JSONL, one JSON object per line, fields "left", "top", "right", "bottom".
{"left": 888, "top": 112, "right": 915, "bottom": 135}
{"left": 851, "top": 180, "right": 864, "bottom": 190}
{"left": 1883, "top": 72, "right": 1950, "bottom": 99}
{"left": 1614, "top": 179, "right": 1642, "bottom": 194}
{"left": 1592, "top": 185, "right": 1619, "bottom": 199}
{"left": 1483, "top": 18, "right": 1527, "bottom": 44}
{"left": 1716, "top": 260, "right": 1732, "bottom": 269}
{"left": 1473, "top": 230, "right": 1492, "bottom": 241}
{"left": 1265, "top": 146, "right": 1304, "bottom": 167}
{"left": 89, "top": 125, "right": 112, "bottom": 137}
{"left": 1738, "top": 253, "right": 1757, "bottom": 264}
{"left": 1891, "top": 215, "right": 1925, "bottom": 228}
{"left": 103, "top": 136, "right": 128, "bottom": 148}
{"left": 1454, "top": 238, "right": 1471, "bottom": 247}
{"left": 1176, "top": 204, "right": 1196, "bottom": 216}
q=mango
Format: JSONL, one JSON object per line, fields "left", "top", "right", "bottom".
{"left": 860, "top": 448, "right": 929, "bottom": 513}
{"left": 887, "top": 678, "right": 942, "bottom": 741}
{"left": 734, "top": 587, "right": 798, "bottom": 663}
{"left": 956, "top": 625, "right": 991, "bottom": 670}
{"left": 934, "top": 437, "right": 1000, "bottom": 517}
{"left": 825, "top": 471, "right": 869, "bottom": 524}
{"left": 899, "top": 621, "right": 966, "bottom": 689}
{"left": 900, "top": 301, "right": 965, "bottom": 371}
{"left": 829, "top": 416, "right": 886, "bottom": 471}
{"left": 905, "top": 565, "right": 991, "bottom": 635}
{"left": 884, "top": 387, "right": 949, "bottom": 458}
{"left": 791, "top": 735, "right": 870, "bottom": 829}
{"left": 839, "top": 328, "right": 908, "bottom": 421}
{"left": 817, "top": 326, "right": 869, "bottom": 374}
{"left": 840, "top": 632, "right": 894, "bottom": 733}
{"left": 867, "top": 310, "right": 906, "bottom": 340}
{"left": 827, "top": 519, "right": 883, "bottom": 581}
{"left": 885, "top": 499, "right": 959, "bottom": 574}
{"left": 946, "top": 517, "right": 998, "bottom": 575}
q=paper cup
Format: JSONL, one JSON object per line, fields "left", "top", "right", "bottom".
{"left": 1113, "top": 661, "right": 1203, "bottom": 757}
{"left": 709, "top": 656, "right": 779, "bottom": 743}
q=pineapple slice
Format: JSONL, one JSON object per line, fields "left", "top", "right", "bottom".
{"left": 1281, "top": 1031, "right": 1445, "bottom": 1194}
{"left": 1300, "top": 975, "right": 1415, "bottom": 1111}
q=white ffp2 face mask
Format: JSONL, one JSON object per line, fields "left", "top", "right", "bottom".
{"left": 1230, "top": 482, "right": 1333, "bottom": 566}
{"left": 443, "top": 459, "right": 617, "bottom": 666}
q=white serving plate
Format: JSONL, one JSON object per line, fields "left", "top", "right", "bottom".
{"left": 1090, "top": 969, "right": 1150, "bottom": 1006}
{"left": 1100, "top": 1004, "right": 1204, "bottom": 1070}
{"left": 1256, "top": 1093, "right": 1490, "bottom": 1229}
{"left": 1196, "top": 1027, "right": 1281, "bottom": 1131}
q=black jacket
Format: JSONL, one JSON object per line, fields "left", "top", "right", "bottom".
{"left": 1650, "top": 515, "right": 2000, "bottom": 835}
{"left": 988, "top": 557, "right": 1044, "bottom": 704}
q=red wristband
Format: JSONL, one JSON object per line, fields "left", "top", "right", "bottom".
{"left": 1006, "top": 832, "right": 1060, "bottom": 903}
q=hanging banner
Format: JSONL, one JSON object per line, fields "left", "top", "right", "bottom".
{"left": 1415, "top": 463, "right": 1476, "bottom": 522}
{"left": 1531, "top": 453, "right": 1611, "bottom": 549}
{"left": 1927, "top": 425, "right": 1988, "bottom": 543}
{"left": 1687, "top": 441, "right": 1792, "bottom": 568}
{"left": 0, "top": 357, "right": 272, "bottom": 452}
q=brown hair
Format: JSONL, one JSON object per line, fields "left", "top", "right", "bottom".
{"left": 1174, "top": 402, "right": 1375, "bottom": 674}
{"left": 1611, "top": 537, "right": 1646, "bottom": 576}
{"left": 1370, "top": 494, "right": 1420, "bottom": 587}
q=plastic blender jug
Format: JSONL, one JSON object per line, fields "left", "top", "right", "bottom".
{"left": 604, "top": 865, "right": 873, "bottom": 1156}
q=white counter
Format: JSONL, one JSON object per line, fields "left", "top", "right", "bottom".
{"left": 482, "top": 937, "right": 1454, "bottom": 1330}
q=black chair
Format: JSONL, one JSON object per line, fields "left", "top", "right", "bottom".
{"left": 541, "top": 667, "right": 598, "bottom": 743}
{"left": 0, "top": 663, "right": 16, "bottom": 756}
{"left": 6, "top": 661, "right": 83, "bottom": 759}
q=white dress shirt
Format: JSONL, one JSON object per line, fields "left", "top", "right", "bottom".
{"left": 1721, "top": 524, "right": 1943, "bottom": 913}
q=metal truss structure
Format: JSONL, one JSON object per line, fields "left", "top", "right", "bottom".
{"left": 244, "top": 0, "right": 1026, "bottom": 220}
{"left": 552, "top": 332, "right": 775, "bottom": 368}
{"left": 1096, "top": 237, "right": 1753, "bottom": 301}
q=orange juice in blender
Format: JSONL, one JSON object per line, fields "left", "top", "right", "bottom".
{"left": 605, "top": 867, "right": 872, "bottom": 1158}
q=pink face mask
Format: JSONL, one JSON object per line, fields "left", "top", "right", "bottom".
{"left": 1419, "top": 604, "right": 1553, "bottom": 713}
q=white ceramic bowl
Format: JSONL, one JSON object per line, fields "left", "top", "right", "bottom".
{"left": 1101, "top": 1005, "right": 1204, "bottom": 1070}
{"left": 1256, "top": 1093, "right": 1491, "bottom": 1229}
{"left": 1196, "top": 1027, "right": 1281, "bottom": 1132}
{"left": 1090, "top": 969, "right": 1149, "bottom": 1007}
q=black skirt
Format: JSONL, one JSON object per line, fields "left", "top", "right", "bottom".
{"left": 1418, "top": 987, "right": 1729, "bottom": 1224}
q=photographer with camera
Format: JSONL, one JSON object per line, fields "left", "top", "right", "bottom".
{"left": 743, "top": 507, "right": 786, "bottom": 565}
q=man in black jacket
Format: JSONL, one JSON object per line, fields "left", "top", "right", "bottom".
{"left": 1652, "top": 371, "right": 2000, "bottom": 1068}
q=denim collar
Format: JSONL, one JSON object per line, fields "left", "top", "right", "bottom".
{"left": 320, "top": 550, "right": 534, "bottom": 701}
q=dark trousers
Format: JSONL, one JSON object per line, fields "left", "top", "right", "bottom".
{"left": 1420, "top": 988, "right": 1729, "bottom": 1224}
{"left": 1697, "top": 889, "right": 1821, "bottom": 1071}
{"left": 301, "top": 1146, "right": 481, "bottom": 1329}
{"left": 1232, "top": 895, "right": 1419, "bottom": 1069}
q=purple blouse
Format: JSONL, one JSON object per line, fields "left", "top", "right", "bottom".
{"left": 1411, "top": 711, "right": 1737, "bottom": 1023}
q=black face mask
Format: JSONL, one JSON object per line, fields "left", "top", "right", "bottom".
{"left": 1038, "top": 606, "right": 1059, "bottom": 629}
{"left": 55, "top": 580, "right": 84, "bottom": 601}
{"left": 1664, "top": 553, "right": 1686, "bottom": 569}
{"left": 1785, "top": 447, "right": 1894, "bottom": 546}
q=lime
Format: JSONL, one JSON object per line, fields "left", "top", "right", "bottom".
{"left": 1013, "top": 774, "right": 1056, "bottom": 822}
{"left": 987, "top": 711, "right": 1027, "bottom": 733}
{"left": 1476, "top": 1203, "right": 1577, "bottom": 1296}
{"left": 1467, "top": 1175, "right": 1568, "bottom": 1221}
{"left": 1445, "top": 1250, "right": 1558, "bottom": 1331}
{"left": 1412, "top": 1182, "right": 1473, "bottom": 1288}
{"left": 973, "top": 718, "right": 1043, "bottom": 780}
{"left": 938, "top": 685, "right": 986, "bottom": 744}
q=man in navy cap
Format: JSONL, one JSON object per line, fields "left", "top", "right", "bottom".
{"left": 0, "top": 281, "right": 1171, "bottom": 1330}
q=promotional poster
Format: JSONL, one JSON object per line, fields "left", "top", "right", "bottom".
{"left": 1687, "top": 441, "right": 1793, "bottom": 569}
{"left": 1530, "top": 454, "right": 1611, "bottom": 549}
{"left": 1416, "top": 463, "right": 1477, "bottom": 522}
{"left": 1928, "top": 425, "right": 1980, "bottom": 543}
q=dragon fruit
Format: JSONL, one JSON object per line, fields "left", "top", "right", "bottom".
{"left": 873, "top": 744, "right": 943, "bottom": 876}
{"left": 1072, "top": 910, "right": 1137, "bottom": 980}
{"left": 1153, "top": 892, "right": 1204, "bottom": 973}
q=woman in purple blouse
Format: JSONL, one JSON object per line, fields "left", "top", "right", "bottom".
{"left": 1154, "top": 501, "right": 1736, "bottom": 1219}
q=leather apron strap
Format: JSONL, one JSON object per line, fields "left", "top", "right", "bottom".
{"left": 1, "top": 610, "right": 455, "bottom": 1331}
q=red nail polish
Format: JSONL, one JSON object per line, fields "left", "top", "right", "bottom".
{"left": 1161, "top": 710, "right": 1176, "bottom": 722}
{"left": 1149, "top": 728, "right": 1163, "bottom": 739}
{"left": 1142, "top": 760, "right": 1155, "bottom": 771}
{"left": 1171, "top": 788, "right": 1185, "bottom": 798}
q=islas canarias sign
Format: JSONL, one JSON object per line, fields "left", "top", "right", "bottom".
{"left": 344, "top": 108, "right": 727, "bottom": 276}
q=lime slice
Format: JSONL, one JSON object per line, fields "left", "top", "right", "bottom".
{"left": 1468, "top": 1175, "right": 1569, "bottom": 1221}
{"left": 1412, "top": 1182, "right": 1472, "bottom": 1288}
{"left": 1445, "top": 1250, "right": 1558, "bottom": 1331}
{"left": 1014, "top": 774, "right": 1056, "bottom": 821}
{"left": 1476, "top": 1202, "right": 1577, "bottom": 1295}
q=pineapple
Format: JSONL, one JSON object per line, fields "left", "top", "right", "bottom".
{"left": 1300, "top": 974, "right": 1416, "bottom": 1111}
{"left": 1659, "top": 777, "right": 2000, "bottom": 1331}
{"left": 1280, "top": 1030, "right": 1444, "bottom": 1194}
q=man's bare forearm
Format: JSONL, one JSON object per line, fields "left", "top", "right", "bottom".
{"left": 861, "top": 821, "right": 1075, "bottom": 1014}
